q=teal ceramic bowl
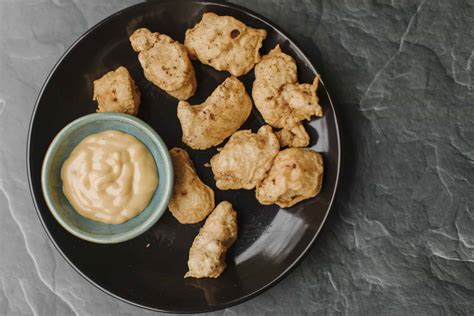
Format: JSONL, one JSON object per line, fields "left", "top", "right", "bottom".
{"left": 41, "top": 113, "right": 173, "bottom": 243}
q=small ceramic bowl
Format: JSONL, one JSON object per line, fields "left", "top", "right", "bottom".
{"left": 41, "top": 113, "right": 173, "bottom": 244}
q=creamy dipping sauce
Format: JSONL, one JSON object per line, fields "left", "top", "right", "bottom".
{"left": 61, "top": 130, "right": 158, "bottom": 224}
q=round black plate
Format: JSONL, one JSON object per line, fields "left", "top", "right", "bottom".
{"left": 27, "top": 0, "right": 341, "bottom": 313}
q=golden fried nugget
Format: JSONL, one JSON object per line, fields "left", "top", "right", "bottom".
{"left": 130, "top": 28, "right": 196, "bottom": 100}
{"left": 185, "top": 12, "right": 267, "bottom": 76}
{"left": 275, "top": 122, "right": 310, "bottom": 148}
{"left": 210, "top": 125, "right": 280, "bottom": 190}
{"left": 256, "top": 148, "right": 323, "bottom": 208}
{"left": 177, "top": 76, "right": 252, "bottom": 150}
{"left": 254, "top": 45, "right": 297, "bottom": 90}
{"left": 252, "top": 45, "right": 322, "bottom": 130}
{"left": 168, "top": 148, "right": 215, "bottom": 224}
{"left": 93, "top": 66, "right": 140, "bottom": 115}
{"left": 185, "top": 201, "right": 238, "bottom": 278}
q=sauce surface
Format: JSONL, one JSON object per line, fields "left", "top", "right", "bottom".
{"left": 61, "top": 130, "right": 158, "bottom": 224}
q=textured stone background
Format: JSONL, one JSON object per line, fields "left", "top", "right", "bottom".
{"left": 0, "top": 0, "right": 473, "bottom": 315}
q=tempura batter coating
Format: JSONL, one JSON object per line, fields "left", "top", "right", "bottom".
{"left": 130, "top": 28, "right": 196, "bottom": 100}
{"left": 93, "top": 66, "right": 140, "bottom": 115}
{"left": 252, "top": 45, "right": 322, "bottom": 129}
{"left": 168, "top": 148, "right": 215, "bottom": 224}
{"left": 185, "top": 201, "right": 238, "bottom": 278}
{"left": 177, "top": 76, "right": 252, "bottom": 150}
{"left": 210, "top": 125, "right": 280, "bottom": 190}
{"left": 256, "top": 148, "right": 323, "bottom": 208}
{"left": 184, "top": 12, "right": 267, "bottom": 76}
{"left": 276, "top": 123, "right": 310, "bottom": 148}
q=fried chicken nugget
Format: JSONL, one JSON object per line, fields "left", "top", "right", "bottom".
{"left": 252, "top": 45, "right": 323, "bottom": 146}
{"left": 168, "top": 148, "right": 215, "bottom": 224}
{"left": 130, "top": 28, "right": 196, "bottom": 100}
{"left": 210, "top": 125, "right": 280, "bottom": 190}
{"left": 275, "top": 122, "right": 310, "bottom": 148}
{"left": 256, "top": 148, "right": 323, "bottom": 208}
{"left": 185, "top": 201, "right": 238, "bottom": 278}
{"left": 177, "top": 76, "right": 252, "bottom": 150}
{"left": 93, "top": 66, "right": 140, "bottom": 115}
{"left": 185, "top": 12, "right": 267, "bottom": 76}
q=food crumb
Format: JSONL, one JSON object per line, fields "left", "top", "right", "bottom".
{"left": 146, "top": 243, "right": 150, "bottom": 248}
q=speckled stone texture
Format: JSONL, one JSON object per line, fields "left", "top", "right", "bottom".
{"left": 0, "top": 0, "right": 473, "bottom": 315}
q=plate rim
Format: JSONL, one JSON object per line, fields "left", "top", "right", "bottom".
{"left": 26, "top": 0, "right": 342, "bottom": 313}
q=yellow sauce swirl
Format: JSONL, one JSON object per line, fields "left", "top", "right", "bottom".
{"left": 61, "top": 130, "right": 158, "bottom": 224}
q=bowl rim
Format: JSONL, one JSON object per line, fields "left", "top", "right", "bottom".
{"left": 40, "top": 112, "right": 174, "bottom": 244}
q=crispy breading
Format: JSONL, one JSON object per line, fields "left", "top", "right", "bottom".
{"left": 130, "top": 28, "right": 196, "bottom": 100}
{"left": 252, "top": 45, "right": 322, "bottom": 131}
{"left": 210, "top": 125, "right": 280, "bottom": 190}
{"left": 177, "top": 76, "right": 252, "bottom": 150}
{"left": 168, "top": 148, "right": 215, "bottom": 224}
{"left": 93, "top": 66, "right": 140, "bottom": 115}
{"left": 256, "top": 148, "right": 323, "bottom": 208}
{"left": 185, "top": 12, "right": 267, "bottom": 76}
{"left": 185, "top": 201, "right": 238, "bottom": 278}
{"left": 275, "top": 123, "right": 310, "bottom": 148}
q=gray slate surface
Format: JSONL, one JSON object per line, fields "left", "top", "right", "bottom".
{"left": 0, "top": 0, "right": 473, "bottom": 315}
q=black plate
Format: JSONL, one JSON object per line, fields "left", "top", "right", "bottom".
{"left": 27, "top": 0, "right": 341, "bottom": 313}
